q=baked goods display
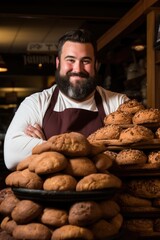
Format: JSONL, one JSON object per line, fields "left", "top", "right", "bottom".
{"left": 88, "top": 100, "right": 160, "bottom": 239}
{"left": 1, "top": 99, "right": 160, "bottom": 239}
{"left": 1, "top": 131, "right": 124, "bottom": 239}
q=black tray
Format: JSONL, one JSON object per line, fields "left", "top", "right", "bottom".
{"left": 12, "top": 187, "right": 118, "bottom": 203}
{"left": 110, "top": 163, "right": 160, "bottom": 177}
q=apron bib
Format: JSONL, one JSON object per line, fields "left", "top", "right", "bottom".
{"left": 43, "top": 87, "right": 106, "bottom": 139}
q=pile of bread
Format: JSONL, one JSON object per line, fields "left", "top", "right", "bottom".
{"left": 88, "top": 99, "right": 160, "bottom": 145}
{"left": 116, "top": 178, "right": 160, "bottom": 237}
{"left": 0, "top": 132, "right": 124, "bottom": 240}
{"left": 86, "top": 99, "right": 160, "bottom": 238}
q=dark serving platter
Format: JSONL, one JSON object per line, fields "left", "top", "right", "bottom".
{"left": 12, "top": 187, "right": 119, "bottom": 203}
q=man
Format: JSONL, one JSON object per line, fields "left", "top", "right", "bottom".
{"left": 4, "top": 29, "right": 129, "bottom": 170}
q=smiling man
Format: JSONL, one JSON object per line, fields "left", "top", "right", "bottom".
{"left": 4, "top": 29, "right": 129, "bottom": 170}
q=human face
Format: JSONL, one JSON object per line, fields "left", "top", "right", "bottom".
{"left": 56, "top": 41, "right": 98, "bottom": 100}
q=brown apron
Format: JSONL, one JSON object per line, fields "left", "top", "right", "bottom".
{"left": 43, "top": 86, "right": 106, "bottom": 139}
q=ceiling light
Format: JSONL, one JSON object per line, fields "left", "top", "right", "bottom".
{"left": 132, "top": 44, "right": 145, "bottom": 51}
{"left": 0, "top": 56, "right": 8, "bottom": 72}
{"left": 131, "top": 38, "right": 145, "bottom": 51}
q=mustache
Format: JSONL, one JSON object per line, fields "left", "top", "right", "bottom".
{"left": 67, "top": 72, "right": 89, "bottom": 78}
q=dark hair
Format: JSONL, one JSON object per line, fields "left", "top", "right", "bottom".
{"left": 56, "top": 29, "right": 97, "bottom": 58}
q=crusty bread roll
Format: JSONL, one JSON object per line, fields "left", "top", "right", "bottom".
{"left": 99, "top": 200, "right": 120, "bottom": 218}
{"left": 89, "top": 142, "right": 107, "bottom": 156}
{"left": 132, "top": 108, "right": 160, "bottom": 124}
{"left": 40, "top": 207, "right": 68, "bottom": 227}
{"left": 104, "top": 110, "right": 133, "bottom": 125}
{"left": 16, "top": 154, "right": 38, "bottom": 171}
{"left": 76, "top": 173, "right": 122, "bottom": 191}
{"left": 88, "top": 124, "right": 122, "bottom": 142}
{"left": 1, "top": 216, "right": 17, "bottom": 235}
{"left": 13, "top": 223, "right": 51, "bottom": 240}
{"left": 115, "top": 149, "right": 147, "bottom": 165}
{"left": 119, "top": 125, "right": 154, "bottom": 144}
{"left": 89, "top": 218, "right": 120, "bottom": 239}
{"left": 155, "top": 128, "right": 160, "bottom": 139}
{"left": 0, "top": 188, "right": 14, "bottom": 204}
{"left": 126, "top": 178, "right": 160, "bottom": 198}
{"left": 124, "top": 218, "right": 154, "bottom": 233}
{"left": 51, "top": 225, "right": 94, "bottom": 240}
{"left": 11, "top": 200, "right": 43, "bottom": 224}
{"left": 5, "top": 169, "right": 43, "bottom": 189}
{"left": 47, "top": 132, "right": 91, "bottom": 157}
{"left": 117, "top": 193, "right": 152, "bottom": 207}
{"left": 32, "top": 132, "right": 91, "bottom": 157}
{"left": 28, "top": 151, "right": 68, "bottom": 174}
{"left": 91, "top": 153, "right": 113, "bottom": 171}
{"left": 64, "top": 157, "right": 97, "bottom": 177}
{"left": 68, "top": 201, "right": 102, "bottom": 226}
{"left": 43, "top": 174, "right": 77, "bottom": 191}
{"left": 148, "top": 151, "right": 160, "bottom": 164}
{"left": 0, "top": 195, "right": 19, "bottom": 216}
{"left": 117, "top": 99, "right": 145, "bottom": 114}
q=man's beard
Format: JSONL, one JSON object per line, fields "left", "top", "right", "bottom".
{"left": 55, "top": 70, "right": 98, "bottom": 101}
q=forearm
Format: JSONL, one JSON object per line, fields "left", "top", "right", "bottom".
{"left": 4, "top": 134, "right": 44, "bottom": 170}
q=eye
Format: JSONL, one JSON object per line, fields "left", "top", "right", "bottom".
{"left": 66, "top": 58, "right": 75, "bottom": 63}
{"left": 82, "top": 59, "right": 91, "bottom": 65}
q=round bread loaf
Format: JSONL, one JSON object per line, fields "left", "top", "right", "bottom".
{"left": 155, "top": 128, "right": 160, "bottom": 139}
{"left": 88, "top": 124, "right": 122, "bottom": 142}
{"left": 64, "top": 157, "right": 97, "bottom": 177}
{"left": 16, "top": 154, "right": 38, "bottom": 171}
{"left": 40, "top": 208, "right": 68, "bottom": 227}
{"left": 117, "top": 99, "right": 145, "bottom": 114}
{"left": 119, "top": 125, "right": 154, "bottom": 144}
{"left": 117, "top": 193, "right": 152, "bottom": 207}
{"left": 76, "top": 173, "right": 122, "bottom": 191}
{"left": 148, "top": 151, "right": 160, "bottom": 164}
{"left": 115, "top": 149, "right": 147, "bottom": 165}
{"left": 13, "top": 223, "right": 51, "bottom": 240}
{"left": 124, "top": 219, "right": 154, "bottom": 233}
{"left": 99, "top": 200, "right": 120, "bottom": 218}
{"left": 1, "top": 216, "right": 17, "bottom": 235}
{"left": 11, "top": 200, "right": 43, "bottom": 224}
{"left": 32, "top": 141, "right": 53, "bottom": 154}
{"left": 104, "top": 110, "right": 133, "bottom": 125}
{"left": 104, "top": 150, "right": 117, "bottom": 161}
{"left": 0, "top": 229, "right": 16, "bottom": 240}
{"left": 28, "top": 151, "right": 68, "bottom": 174}
{"left": 47, "top": 132, "right": 91, "bottom": 157}
{"left": 92, "top": 153, "right": 113, "bottom": 171}
{"left": 0, "top": 195, "right": 19, "bottom": 216}
{"left": 5, "top": 169, "right": 43, "bottom": 189}
{"left": 90, "top": 218, "right": 120, "bottom": 239}
{"left": 68, "top": 201, "right": 102, "bottom": 226}
{"left": 132, "top": 108, "right": 160, "bottom": 124}
{"left": 89, "top": 142, "right": 107, "bottom": 156}
{"left": 0, "top": 188, "right": 14, "bottom": 204}
{"left": 43, "top": 174, "right": 77, "bottom": 191}
{"left": 126, "top": 178, "right": 160, "bottom": 198}
{"left": 51, "top": 225, "right": 94, "bottom": 240}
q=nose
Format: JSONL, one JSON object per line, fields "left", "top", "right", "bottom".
{"left": 73, "top": 60, "right": 83, "bottom": 72}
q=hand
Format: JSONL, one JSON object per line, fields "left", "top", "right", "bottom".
{"left": 24, "top": 124, "right": 46, "bottom": 140}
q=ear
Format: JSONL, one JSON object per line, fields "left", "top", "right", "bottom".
{"left": 56, "top": 57, "right": 60, "bottom": 68}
